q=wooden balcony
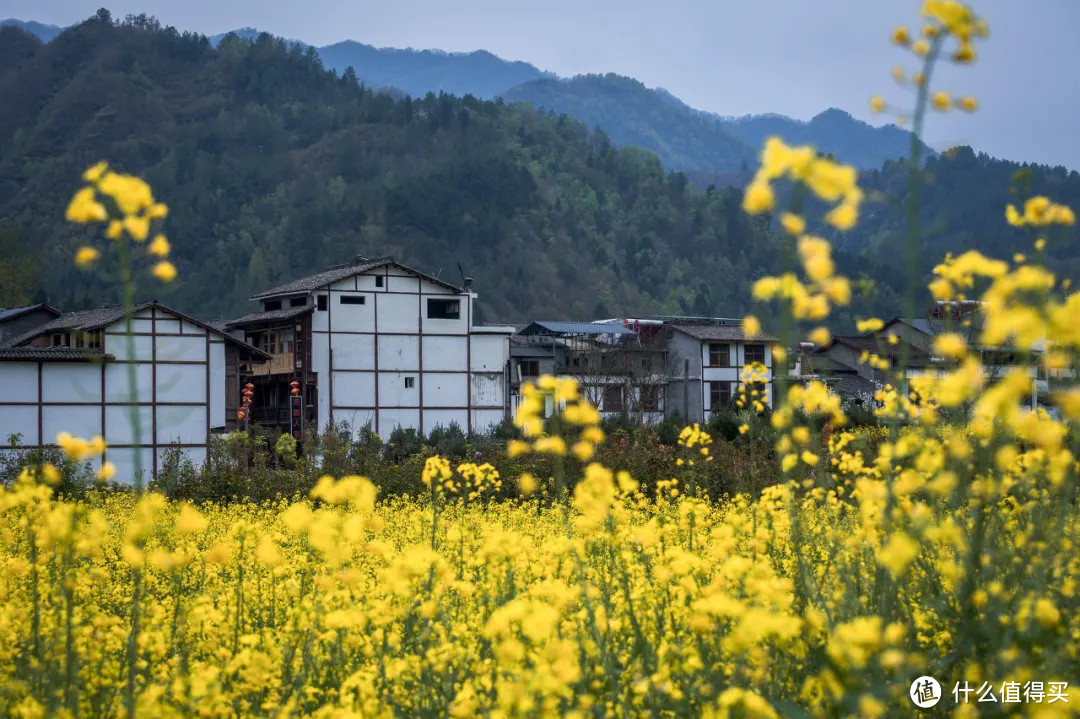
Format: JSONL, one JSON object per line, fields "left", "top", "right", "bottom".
{"left": 250, "top": 352, "right": 295, "bottom": 376}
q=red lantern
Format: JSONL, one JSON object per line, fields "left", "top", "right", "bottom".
{"left": 290, "top": 388, "right": 300, "bottom": 396}
{"left": 237, "top": 410, "right": 245, "bottom": 421}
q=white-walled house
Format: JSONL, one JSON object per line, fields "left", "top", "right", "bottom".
{"left": 665, "top": 323, "right": 778, "bottom": 421}
{"left": 0, "top": 302, "right": 268, "bottom": 483}
{"left": 229, "top": 256, "right": 513, "bottom": 437}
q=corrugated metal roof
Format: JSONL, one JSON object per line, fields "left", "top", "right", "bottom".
{"left": 250, "top": 256, "right": 463, "bottom": 300}
{"left": 668, "top": 323, "right": 777, "bottom": 342}
{"left": 0, "top": 347, "right": 114, "bottom": 362}
{"left": 225, "top": 304, "right": 313, "bottom": 328}
{"left": 518, "top": 321, "right": 637, "bottom": 337}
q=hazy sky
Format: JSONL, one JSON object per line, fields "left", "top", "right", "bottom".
{"left": 5, "top": 0, "right": 1079, "bottom": 169}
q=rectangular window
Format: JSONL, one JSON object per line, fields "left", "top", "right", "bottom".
{"left": 744, "top": 344, "right": 766, "bottom": 365}
{"left": 708, "top": 343, "right": 730, "bottom": 367}
{"left": 289, "top": 297, "right": 307, "bottom": 307}
{"left": 375, "top": 275, "right": 384, "bottom": 287}
{"left": 710, "top": 382, "right": 732, "bottom": 411}
{"left": 316, "top": 295, "right": 327, "bottom": 311}
{"left": 519, "top": 360, "right": 540, "bottom": 379}
{"left": 602, "top": 385, "right": 624, "bottom": 412}
{"left": 340, "top": 295, "right": 366, "bottom": 305}
{"left": 264, "top": 300, "right": 282, "bottom": 311}
{"left": 640, "top": 385, "right": 660, "bottom": 412}
{"left": 427, "top": 298, "right": 460, "bottom": 319}
{"left": 404, "top": 376, "right": 415, "bottom": 389}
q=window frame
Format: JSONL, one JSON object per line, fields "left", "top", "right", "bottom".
{"left": 404, "top": 376, "right": 415, "bottom": 389}
{"left": 602, "top": 385, "right": 625, "bottom": 413}
{"left": 709, "top": 381, "right": 732, "bottom": 411}
{"left": 519, "top": 359, "right": 540, "bottom": 379}
{"left": 427, "top": 298, "right": 461, "bottom": 320}
{"left": 744, "top": 344, "right": 766, "bottom": 365}
{"left": 339, "top": 294, "right": 366, "bottom": 305}
{"left": 708, "top": 342, "right": 731, "bottom": 367}
{"left": 316, "top": 295, "right": 328, "bottom": 311}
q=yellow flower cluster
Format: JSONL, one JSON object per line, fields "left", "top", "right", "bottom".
{"left": 1006, "top": 196, "right": 1076, "bottom": 228}
{"left": 66, "top": 162, "right": 177, "bottom": 282}
{"left": 742, "top": 137, "right": 863, "bottom": 232}
{"left": 512, "top": 376, "right": 605, "bottom": 462}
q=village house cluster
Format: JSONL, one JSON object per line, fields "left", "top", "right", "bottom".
{"left": 2, "top": 256, "right": 1028, "bottom": 483}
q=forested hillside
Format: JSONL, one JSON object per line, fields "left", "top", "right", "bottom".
{"left": 0, "top": 13, "right": 786, "bottom": 323}
{"left": 1, "top": 13, "right": 1077, "bottom": 329}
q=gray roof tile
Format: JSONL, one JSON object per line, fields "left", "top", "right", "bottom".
{"left": 0, "top": 347, "right": 113, "bottom": 362}
{"left": 250, "top": 256, "right": 464, "bottom": 300}
{"left": 668, "top": 323, "right": 777, "bottom": 342}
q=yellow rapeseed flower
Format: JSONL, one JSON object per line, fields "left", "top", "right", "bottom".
{"left": 74, "top": 246, "right": 101, "bottom": 269}
{"left": 152, "top": 261, "right": 178, "bottom": 283}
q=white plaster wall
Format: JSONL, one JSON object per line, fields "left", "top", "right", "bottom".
{"left": 470, "top": 335, "right": 509, "bottom": 372}
{"left": 42, "top": 363, "right": 101, "bottom": 403}
{"left": 471, "top": 409, "right": 504, "bottom": 433}
{"left": 702, "top": 367, "right": 740, "bottom": 382}
{"left": 43, "top": 405, "right": 100, "bottom": 444}
{"left": 311, "top": 339, "right": 330, "bottom": 429}
{"left": 379, "top": 336, "right": 419, "bottom": 371}
{"left": 378, "top": 408, "right": 420, "bottom": 431}
{"left": 376, "top": 294, "right": 419, "bottom": 333}
{"left": 420, "top": 294, "right": 468, "bottom": 335}
{"left": 331, "top": 334, "right": 375, "bottom": 370}
{"left": 471, "top": 373, "right": 504, "bottom": 407}
{"left": 155, "top": 317, "right": 181, "bottom": 333}
{"left": 156, "top": 334, "right": 205, "bottom": 362}
{"left": 105, "top": 405, "right": 153, "bottom": 445}
{"left": 105, "top": 363, "right": 152, "bottom": 402}
{"left": 156, "top": 364, "right": 207, "bottom": 403}
{"left": 6, "top": 364, "right": 38, "bottom": 402}
{"left": 181, "top": 320, "right": 204, "bottom": 334}
{"left": 105, "top": 334, "right": 153, "bottom": 362}
{"left": 378, "top": 371, "right": 418, "bottom": 408}
{"left": 421, "top": 336, "right": 467, "bottom": 371}
{"left": 210, "top": 342, "right": 225, "bottom": 428}
{"left": 331, "top": 295, "right": 374, "bottom": 332}
{"left": 0, "top": 406, "right": 38, "bottom": 447}
{"left": 356, "top": 273, "right": 383, "bottom": 291}
{"left": 311, "top": 302, "right": 330, "bottom": 332}
{"left": 107, "top": 447, "right": 154, "bottom": 486}
{"left": 332, "top": 372, "right": 376, "bottom": 407}
{"left": 422, "top": 372, "right": 467, "bottom": 407}
{"left": 156, "top": 405, "right": 205, "bottom": 445}
{"left": 425, "top": 409, "right": 468, "bottom": 431}
{"left": 332, "top": 409, "right": 377, "bottom": 437}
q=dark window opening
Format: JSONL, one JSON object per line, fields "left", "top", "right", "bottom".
{"left": 404, "top": 376, "right": 415, "bottom": 389}
{"left": 289, "top": 297, "right": 307, "bottom": 307}
{"left": 375, "top": 275, "right": 384, "bottom": 287}
{"left": 709, "top": 343, "right": 730, "bottom": 367}
{"left": 710, "top": 382, "right": 732, "bottom": 410}
{"left": 641, "top": 385, "right": 661, "bottom": 412}
{"left": 316, "top": 295, "right": 328, "bottom": 311}
{"left": 264, "top": 300, "right": 282, "bottom": 311}
{"left": 52, "top": 334, "right": 68, "bottom": 347}
{"left": 519, "top": 360, "right": 540, "bottom": 379}
{"left": 641, "top": 357, "right": 653, "bottom": 371}
{"left": 340, "top": 295, "right": 366, "bottom": 305}
{"left": 427, "top": 298, "right": 460, "bottom": 319}
{"left": 744, "top": 344, "right": 766, "bottom": 365}
{"left": 602, "top": 386, "right": 624, "bottom": 412}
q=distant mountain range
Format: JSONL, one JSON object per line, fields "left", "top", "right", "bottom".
{"left": 1, "top": 16, "right": 925, "bottom": 178}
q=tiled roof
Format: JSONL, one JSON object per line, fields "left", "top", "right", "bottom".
{"left": 0, "top": 304, "right": 60, "bottom": 322}
{"left": 250, "top": 256, "right": 464, "bottom": 300}
{"left": 225, "top": 304, "right": 313, "bottom": 328}
{"left": 1, "top": 302, "right": 270, "bottom": 359}
{"left": 518, "top": 321, "right": 638, "bottom": 337}
{"left": 668, "top": 323, "right": 777, "bottom": 342}
{"left": 0, "top": 347, "right": 113, "bottom": 362}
